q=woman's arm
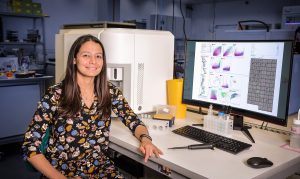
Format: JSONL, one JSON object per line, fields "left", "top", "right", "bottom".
{"left": 134, "top": 125, "right": 163, "bottom": 162}
{"left": 109, "top": 83, "right": 163, "bottom": 162}
{"left": 28, "top": 154, "right": 67, "bottom": 179}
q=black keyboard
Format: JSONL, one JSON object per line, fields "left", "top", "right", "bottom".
{"left": 172, "top": 125, "right": 252, "bottom": 154}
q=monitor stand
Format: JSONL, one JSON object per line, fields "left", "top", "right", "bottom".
{"left": 232, "top": 114, "right": 255, "bottom": 143}
{"left": 199, "top": 107, "right": 208, "bottom": 115}
{"left": 187, "top": 107, "right": 208, "bottom": 115}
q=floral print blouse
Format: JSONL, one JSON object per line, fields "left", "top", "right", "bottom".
{"left": 22, "top": 82, "right": 144, "bottom": 178}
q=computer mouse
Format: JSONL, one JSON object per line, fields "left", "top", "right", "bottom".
{"left": 246, "top": 157, "right": 273, "bottom": 169}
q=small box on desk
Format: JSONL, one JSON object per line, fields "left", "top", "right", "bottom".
{"left": 153, "top": 105, "right": 176, "bottom": 127}
{"left": 153, "top": 114, "right": 174, "bottom": 127}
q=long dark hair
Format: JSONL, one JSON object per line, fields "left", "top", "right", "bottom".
{"left": 59, "top": 34, "right": 111, "bottom": 118}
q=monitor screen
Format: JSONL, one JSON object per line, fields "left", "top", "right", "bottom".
{"left": 183, "top": 40, "right": 293, "bottom": 126}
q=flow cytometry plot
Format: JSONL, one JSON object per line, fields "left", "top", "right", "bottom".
{"left": 223, "top": 46, "right": 233, "bottom": 56}
{"left": 209, "top": 74, "right": 221, "bottom": 87}
{"left": 210, "top": 89, "right": 218, "bottom": 100}
{"left": 230, "top": 76, "right": 240, "bottom": 91}
{"left": 221, "top": 83, "right": 229, "bottom": 88}
{"left": 234, "top": 46, "right": 244, "bottom": 56}
{"left": 208, "top": 74, "right": 231, "bottom": 89}
{"left": 221, "top": 81, "right": 229, "bottom": 88}
{"left": 219, "top": 89, "right": 230, "bottom": 103}
{"left": 230, "top": 92, "right": 239, "bottom": 100}
{"left": 221, "top": 77, "right": 230, "bottom": 88}
{"left": 211, "top": 58, "right": 221, "bottom": 69}
{"left": 221, "top": 58, "right": 231, "bottom": 71}
{"left": 229, "top": 90, "right": 241, "bottom": 105}
{"left": 213, "top": 46, "right": 222, "bottom": 56}
{"left": 223, "top": 65, "right": 230, "bottom": 71}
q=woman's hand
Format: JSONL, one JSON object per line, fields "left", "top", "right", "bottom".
{"left": 139, "top": 138, "right": 163, "bottom": 162}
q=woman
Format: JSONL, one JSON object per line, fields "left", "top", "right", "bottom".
{"left": 22, "top": 34, "right": 162, "bottom": 179}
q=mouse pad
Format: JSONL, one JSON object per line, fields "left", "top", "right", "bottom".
{"left": 280, "top": 144, "right": 300, "bottom": 153}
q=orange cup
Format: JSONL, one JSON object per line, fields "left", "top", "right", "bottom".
{"left": 6, "top": 71, "right": 14, "bottom": 78}
{"left": 166, "top": 79, "right": 187, "bottom": 119}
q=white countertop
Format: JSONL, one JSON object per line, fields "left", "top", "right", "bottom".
{"left": 109, "top": 112, "right": 300, "bottom": 179}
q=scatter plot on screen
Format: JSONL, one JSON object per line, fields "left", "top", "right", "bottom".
{"left": 247, "top": 58, "right": 277, "bottom": 112}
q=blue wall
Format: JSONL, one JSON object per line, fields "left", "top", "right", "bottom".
{"left": 119, "top": 0, "right": 185, "bottom": 28}
{"left": 190, "top": 0, "right": 299, "bottom": 40}
{"left": 37, "top": 0, "right": 99, "bottom": 58}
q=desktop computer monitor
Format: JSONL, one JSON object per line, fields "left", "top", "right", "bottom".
{"left": 183, "top": 40, "right": 293, "bottom": 126}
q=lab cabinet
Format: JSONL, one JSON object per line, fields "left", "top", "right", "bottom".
{"left": 0, "top": 84, "right": 39, "bottom": 143}
{"left": 0, "top": 12, "right": 48, "bottom": 72}
{"left": 0, "top": 76, "right": 53, "bottom": 145}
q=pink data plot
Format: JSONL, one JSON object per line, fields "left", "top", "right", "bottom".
{"left": 234, "top": 46, "right": 244, "bottom": 56}
{"left": 223, "top": 46, "right": 233, "bottom": 56}
{"left": 210, "top": 89, "right": 218, "bottom": 100}
{"left": 213, "top": 46, "right": 222, "bottom": 56}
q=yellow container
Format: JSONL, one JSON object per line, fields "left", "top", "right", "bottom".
{"left": 166, "top": 79, "right": 187, "bottom": 119}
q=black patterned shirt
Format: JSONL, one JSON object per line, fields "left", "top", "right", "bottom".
{"left": 22, "top": 82, "right": 144, "bottom": 178}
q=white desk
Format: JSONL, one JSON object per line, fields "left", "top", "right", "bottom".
{"left": 109, "top": 112, "right": 300, "bottom": 179}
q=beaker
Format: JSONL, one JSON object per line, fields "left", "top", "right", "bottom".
{"left": 20, "top": 56, "right": 30, "bottom": 73}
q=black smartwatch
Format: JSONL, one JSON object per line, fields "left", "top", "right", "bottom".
{"left": 139, "top": 134, "right": 152, "bottom": 142}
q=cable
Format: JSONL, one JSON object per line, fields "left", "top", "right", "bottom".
{"left": 179, "top": 0, "right": 187, "bottom": 41}
{"left": 259, "top": 121, "right": 269, "bottom": 130}
{"left": 179, "top": 0, "right": 188, "bottom": 81}
{"left": 172, "top": 0, "right": 175, "bottom": 33}
{"left": 179, "top": 0, "right": 187, "bottom": 80}
{"left": 293, "top": 27, "right": 300, "bottom": 53}
{"left": 264, "top": 122, "right": 269, "bottom": 130}
{"left": 112, "top": 0, "right": 115, "bottom": 21}
{"left": 260, "top": 121, "right": 265, "bottom": 129}
{"left": 245, "top": 121, "right": 290, "bottom": 135}
{"left": 155, "top": 0, "right": 158, "bottom": 30}
{"left": 211, "top": 0, "right": 216, "bottom": 39}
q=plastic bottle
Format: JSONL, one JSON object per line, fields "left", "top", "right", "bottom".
{"left": 208, "top": 104, "right": 213, "bottom": 116}
{"left": 20, "top": 56, "right": 30, "bottom": 73}
{"left": 204, "top": 104, "right": 213, "bottom": 130}
{"left": 290, "top": 109, "right": 300, "bottom": 148}
{"left": 224, "top": 114, "right": 233, "bottom": 135}
{"left": 217, "top": 112, "right": 225, "bottom": 133}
